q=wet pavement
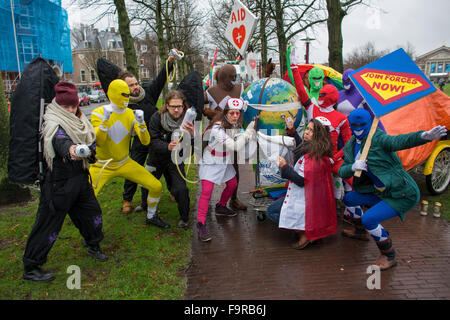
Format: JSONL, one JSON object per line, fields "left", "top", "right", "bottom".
{"left": 185, "top": 164, "right": 450, "bottom": 300}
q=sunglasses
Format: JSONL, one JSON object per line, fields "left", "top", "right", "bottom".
{"left": 121, "top": 93, "right": 130, "bottom": 98}
{"left": 228, "top": 111, "right": 241, "bottom": 116}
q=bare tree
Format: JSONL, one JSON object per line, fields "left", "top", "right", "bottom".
{"left": 344, "top": 41, "right": 388, "bottom": 70}
{"left": 326, "top": 0, "right": 367, "bottom": 73}
{"left": 268, "top": 0, "right": 327, "bottom": 75}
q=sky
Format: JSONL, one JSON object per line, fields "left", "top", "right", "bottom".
{"left": 62, "top": 0, "right": 450, "bottom": 64}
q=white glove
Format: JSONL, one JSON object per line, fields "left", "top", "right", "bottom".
{"left": 103, "top": 105, "right": 113, "bottom": 122}
{"left": 289, "top": 45, "right": 300, "bottom": 66}
{"left": 244, "top": 121, "right": 256, "bottom": 140}
{"left": 352, "top": 160, "right": 368, "bottom": 172}
{"left": 134, "top": 109, "right": 145, "bottom": 125}
{"left": 421, "top": 125, "right": 447, "bottom": 141}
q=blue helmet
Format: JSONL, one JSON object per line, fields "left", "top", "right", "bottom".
{"left": 348, "top": 108, "right": 373, "bottom": 140}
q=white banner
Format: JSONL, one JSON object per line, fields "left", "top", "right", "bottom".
{"left": 224, "top": 0, "right": 258, "bottom": 56}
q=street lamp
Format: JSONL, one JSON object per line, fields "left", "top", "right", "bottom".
{"left": 301, "top": 37, "right": 315, "bottom": 64}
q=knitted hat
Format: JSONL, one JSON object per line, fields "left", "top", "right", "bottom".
{"left": 54, "top": 81, "right": 79, "bottom": 106}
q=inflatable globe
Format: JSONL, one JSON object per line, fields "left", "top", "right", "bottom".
{"left": 242, "top": 77, "right": 302, "bottom": 135}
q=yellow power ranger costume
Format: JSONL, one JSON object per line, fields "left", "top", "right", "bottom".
{"left": 89, "top": 79, "right": 162, "bottom": 216}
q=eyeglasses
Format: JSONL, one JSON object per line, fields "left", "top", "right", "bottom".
{"left": 228, "top": 111, "right": 241, "bottom": 116}
{"left": 168, "top": 105, "right": 184, "bottom": 110}
{"left": 121, "top": 93, "right": 130, "bottom": 98}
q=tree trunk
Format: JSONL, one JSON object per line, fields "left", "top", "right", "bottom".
{"left": 114, "top": 0, "right": 139, "bottom": 80}
{"left": 326, "top": 0, "right": 345, "bottom": 73}
{"left": 259, "top": 0, "right": 268, "bottom": 72}
{"left": 274, "top": 1, "right": 287, "bottom": 76}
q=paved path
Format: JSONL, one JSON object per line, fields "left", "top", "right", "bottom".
{"left": 185, "top": 165, "right": 450, "bottom": 300}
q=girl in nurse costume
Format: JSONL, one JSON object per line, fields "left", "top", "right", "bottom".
{"left": 277, "top": 118, "right": 337, "bottom": 249}
{"left": 196, "top": 98, "right": 256, "bottom": 242}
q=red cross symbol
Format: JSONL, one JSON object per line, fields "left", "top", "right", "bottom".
{"left": 232, "top": 100, "right": 240, "bottom": 107}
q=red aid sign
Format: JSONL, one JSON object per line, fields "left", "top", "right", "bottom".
{"left": 224, "top": 0, "right": 258, "bottom": 56}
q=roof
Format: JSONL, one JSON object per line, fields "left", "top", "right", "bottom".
{"left": 415, "top": 45, "right": 450, "bottom": 62}
{"left": 73, "top": 29, "right": 123, "bottom": 51}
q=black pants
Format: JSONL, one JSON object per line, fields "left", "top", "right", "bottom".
{"left": 23, "top": 173, "right": 103, "bottom": 267}
{"left": 143, "top": 160, "right": 190, "bottom": 222}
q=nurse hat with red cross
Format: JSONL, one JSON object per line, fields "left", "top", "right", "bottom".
{"left": 227, "top": 98, "right": 244, "bottom": 110}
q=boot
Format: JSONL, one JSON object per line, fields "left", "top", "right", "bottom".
{"left": 23, "top": 265, "right": 55, "bottom": 282}
{"left": 88, "top": 245, "right": 108, "bottom": 262}
{"left": 342, "top": 217, "right": 370, "bottom": 241}
{"left": 229, "top": 198, "right": 247, "bottom": 211}
{"left": 215, "top": 203, "right": 237, "bottom": 217}
{"left": 122, "top": 200, "right": 133, "bottom": 214}
{"left": 374, "top": 238, "right": 397, "bottom": 271}
{"left": 197, "top": 222, "right": 212, "bottom": 242}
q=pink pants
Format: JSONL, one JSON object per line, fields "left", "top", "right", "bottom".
{"left": 197, "top": 176, "right": 238, "bottom": 224}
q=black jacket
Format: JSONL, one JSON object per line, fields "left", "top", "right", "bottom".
{"left": 49, "top": 126, "right": 96, "bottom": 181}
{"left": 148, "top": 112, "right": 193, "bottom": 166}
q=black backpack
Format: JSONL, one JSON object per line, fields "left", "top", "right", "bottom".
{"left": 8, "top": 58, "right": 59, "bottom": 184}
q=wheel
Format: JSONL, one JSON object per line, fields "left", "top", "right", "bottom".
{"left": 426, "top": 148, "right": 450, "bottom": 195}
{"left": 257, "top": 212, "right": 266, "bottom": 222}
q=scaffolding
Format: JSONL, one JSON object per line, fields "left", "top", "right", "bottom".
{"left": 0, "top": 0, "right": 73, "bottom": 74}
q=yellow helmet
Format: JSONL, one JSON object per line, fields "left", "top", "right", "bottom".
{"left": 107, "top": 79, "right": 130, "bottom": 109}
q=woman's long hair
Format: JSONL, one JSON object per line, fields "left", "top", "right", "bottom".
{"left": 205, "top": 103, "right": 243, "bottom": 132}
{"left": 294, "top": 119, "right": 333, "bottom": 161}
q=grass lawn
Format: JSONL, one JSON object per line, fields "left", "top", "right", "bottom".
{"left": 0, "top": 165, "right": 197, "bottom": 299}
{"left": 435, "top": 82, "right": 450, "bottom": 96}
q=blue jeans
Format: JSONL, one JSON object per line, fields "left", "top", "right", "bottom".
{"left": 266, "top": 197, "right": 284, "bottom": 225}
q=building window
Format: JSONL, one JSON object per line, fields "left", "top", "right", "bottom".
{"left": 445, "top": 63, "right": 450, "bottom": 73}
{"left": 141, "top": 67, "right": 149, "bottom": 79}
{"left": 90, "top": 69, "right": 96, "bottom": 82}
{"left": 108, "top": 40, "right": 116, "bottom": 49}
{"left": 437, "top": 63, "right": 443, "bottom": 73}
{"left": 430, "top": 63, "right": 436, "bottom": 73}
{"left": 19, "top": 6, "right": 32, "bottom": 29}
{"left": 81, "top": 69, "right": 86, "bottom": 82}
{"left": 20, "top": 38, "right": 35, "bottom": 64}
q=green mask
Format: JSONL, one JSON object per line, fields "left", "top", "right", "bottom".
{"left": 308, "top": 67, "right": 324, "bottom": 92}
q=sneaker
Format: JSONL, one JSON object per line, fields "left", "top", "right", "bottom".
{"left": 23, "top": 266, "right": 55, "bottom": 282}
{"left": 229, "top": 198, "right": 247, "bottom": 211}
{"left": 88, "top": 245, "right": 108, "bottom": 262}
{"left": 146, "top": 214, "right": 170, "bottom": 229}
{"left": 178, "top": 220, "right": 189, "bottom": 230}
{"left": 215, "top": 203, "right": 237, "bottom": 217}
{"left": 122, "top": 200, "right": 133, "bottom": 214}
{"left": 197, "top": 222, "right": 212, "bottom": 242}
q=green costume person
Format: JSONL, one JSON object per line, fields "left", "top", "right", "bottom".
{"left": 308, "top": 67, "right": 325, "bottom": 104}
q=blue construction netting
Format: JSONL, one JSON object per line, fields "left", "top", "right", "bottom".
{"left": 0, "top": 0, "right": 73, "bottom": 73}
